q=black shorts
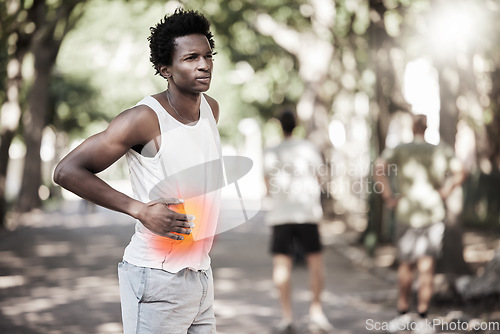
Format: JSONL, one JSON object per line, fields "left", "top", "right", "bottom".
{"left": 271, "top": 223, "right": 322, "bottom": 255}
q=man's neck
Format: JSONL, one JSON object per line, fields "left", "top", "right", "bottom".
{"left": 166, "top": 88, "right": 201, "bottom": 118}
{"left": 168, "top": 87, "right": 201, "bottom": 102}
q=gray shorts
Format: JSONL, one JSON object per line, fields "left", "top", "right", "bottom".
{"left": 396, "top": 222, "right": 445, "bottom": 263}
{"left": 118, "top": 261, "right": 215, "bottom": 334}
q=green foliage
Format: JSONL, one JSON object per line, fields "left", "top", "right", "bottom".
{"left": 51, "top": 0, "right": 379, "bottom": 145}
{"left": 52, "top": 0, "right": 500, "bottom": 169}
{"left": 0, "top": 2, "right": 7, "bottom": 104}
{"left": 463, "top": 171, "right": 500, "bottom": 230}
{"left": 48, "top": 74, "right": 107, "bottom": 138}
{"left": 57, "top": 0, "right": 168, "bottom": 120}
{"left": 0, "top": 57, "right": 6, "bottom": 107}
{"left": 170, "top": 0, "right": 309, "bottom": 143}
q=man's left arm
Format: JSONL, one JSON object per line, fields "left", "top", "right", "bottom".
{"left": 439, "top": 158, "right": 467, "bottom": 200}
{"left": 374, "top": 157, "right": 399, "bottom": 209}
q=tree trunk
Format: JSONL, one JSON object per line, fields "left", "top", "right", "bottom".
{"left": 437, "top": 65, "right": 459, "bottom": 147}
{"left": 366, "top": 0, "right": 411, "bottom": 243}
{"left": 16, "top": 0, "right": 83, "bottom": 212}
{"left": 486, "top": 68, "right": 500, "bottom": 170}
{"left": 434, "top": 61, "right": 471, "bottom": 275}
{"left": 253, "top": 11, "right": 336, "bottom": 216}
{"left": 371, "top": 48, "right": 393, "bottom": 243}
{"left": 302, "top": 83, "right": 335, "bottom": 218}
{"left": 437, "top": 187, "right": 471, "bottom": 275}
{"left": 0, "top": 130, "right": 16, "bottom": 225}
{"left": 17, "top": 44, "right": 57, "bottom": 212}
{"left": 0, "top": 56, "right": 29, "bottom": 226}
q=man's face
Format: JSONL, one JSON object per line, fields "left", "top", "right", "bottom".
{"left": 167, "top": 34, "right": 213, "bottom": 94}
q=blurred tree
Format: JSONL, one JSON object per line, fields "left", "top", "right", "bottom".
{"left": 200, "top": 0, "right": 497, "bottom": 279}
{"left": 365, "top": 0, "right": 412, "bottom": 248}
{"left": 46, "top": 74, "right": 107, "bottom": 198}
{"left": 48, "top": 74, "right": 105, "bottom": 137}
{"left": 5, "top": 0, "right": 495, "bottom": 278}
{"left": 487, "top": 69, "right": 500, "bottom": 170}
{"left": 454, "top": 0, "right": 500, "bottom": 230}
{"left": 198, "top": 0, "right": 338, "bottom": 149}
{"left": 183, "top": 0, "right": 376, "bottom": 218}
{"left": 16, "top": 0, "right": 87, "bottom": 213}
{"left": 426, "top": 0, "right": 477, "bottom": 275}
{"left": 0, "top": 0, "right": 40, "bottom": 226}
{"left": 55, "top": 0, "right": 170, "bottom": 115}
{"left": 365, "top": 0, "right": 473, "bottom": 275}
{"left": 427, "top": 0, "right": 500, "bottom": 274}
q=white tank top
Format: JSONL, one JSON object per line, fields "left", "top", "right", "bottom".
{"left": 123, "top": 94, "right": 222, "bottom": 272}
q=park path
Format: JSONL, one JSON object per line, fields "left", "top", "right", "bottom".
{"left": 0, "top": 201, "right": 398, "bottom": 334}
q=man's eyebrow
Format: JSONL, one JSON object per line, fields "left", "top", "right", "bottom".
{"left": 183, "top": 51, "right": 213, "bottom": 57}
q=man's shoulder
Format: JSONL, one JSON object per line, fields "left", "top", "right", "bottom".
{"left": 394, "top": 141, "right": 431, "bottom": 152}
{"left": 203, "top": 93, "right": 218, "bottom": 104}
{"left": 119, "top": 103, "right": 157, "bottom": 121}
{"left": 109, "top": 103, "right": 159, "bottom": 139}
{"left": 202, "top": 93, "right": 219, "bottom": 122}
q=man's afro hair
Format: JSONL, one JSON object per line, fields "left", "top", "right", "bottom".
{"left": 148, "top": 8, "right": 215, "bottom": 75}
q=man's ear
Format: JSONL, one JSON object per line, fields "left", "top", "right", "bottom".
{"left": 159, "top": 65, "right": 171, "bottom": 79}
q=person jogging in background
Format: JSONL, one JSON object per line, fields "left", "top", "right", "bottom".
{"left": 375, "top": 114, "right": 466, "bottom": 334}
{"left": 54, "top": 9, "right": 222, "bottom": 333}
{"left": 264, "top": 109, "right": 334, "bottom": 334}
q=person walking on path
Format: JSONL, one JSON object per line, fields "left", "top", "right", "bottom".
{"left": 263, "top": 110, "right": 334, "bottom": 333}
{"left": 375, "top": 114, "right": 466, "bottom": 333}
{"left": 54, "top": 9, "right": 222, "bottom": 333}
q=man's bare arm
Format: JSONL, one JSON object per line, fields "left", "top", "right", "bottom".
{"left": 374, "top": 158, "right": 399, "bottom": 209}
{"left": 439, "top": 164, "right": 467, "bottom": 200}
{"left": 53, "top": 107, "right": 193, "bottom": 239}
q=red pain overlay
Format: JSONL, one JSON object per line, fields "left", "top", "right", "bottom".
{"left": 150, "top": 197, "right": 216, "bottom": 256}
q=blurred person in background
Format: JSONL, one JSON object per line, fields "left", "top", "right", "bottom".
{"left": 54, "top": 9, "right": 222, "bottom": 334}
{"left": 375, "top": 114, "right": 466, "bottom": 334}
{"left": 263, "top": 109, "right": 333, "bottom": 334}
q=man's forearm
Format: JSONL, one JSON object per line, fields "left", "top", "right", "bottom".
{"left": 440, "top": 168, "right": 467, "bottom": 199}
{"left": 54, "top": 165, "right": 144, "bottom": 220}
{"left": 374, "top": 161, "right": 393, "bottom": 200}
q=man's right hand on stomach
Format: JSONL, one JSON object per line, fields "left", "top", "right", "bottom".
{"left": 138, "top": 198, "right": 195, "bottom": 240}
